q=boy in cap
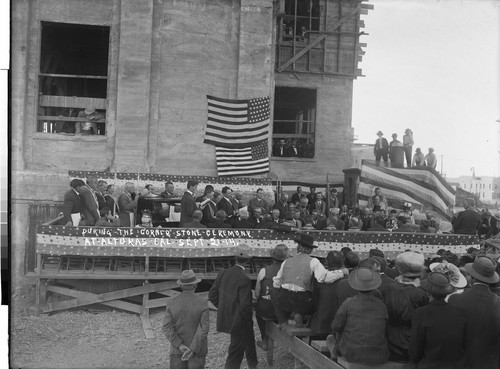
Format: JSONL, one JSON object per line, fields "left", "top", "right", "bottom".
{"left": 409, "top": 272, "right": 467, "bottom": 369}
{"left": 328, "top": 267, "right": 389, "bottom": 365}
{"left": 383, "top": 251, "right": 429, "bottom": 362}
{"left": 448, "top": 256, "right": 500, "bottom": 369}
{"left": 163, "top": 270, "right": 209, "bottom": 369}
{"left": 208, "top": 244, "right": 258, "bottom": 369}
{"left": 272, "top": 234, "right": 348, "bottom": 328}
{"left": 254, "top": 244, "right": 289, "bottom": 350}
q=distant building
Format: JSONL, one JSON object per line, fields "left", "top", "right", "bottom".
{"left": 449, "top": 176, "right": 500, "bottom": 205}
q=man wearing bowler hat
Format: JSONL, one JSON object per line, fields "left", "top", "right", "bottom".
{"left": 409, "top": 272, "right": 467, "bottom": 369}
{"left": 254, "top": 244, "right": 289, "bottom": 351}
{"left": 448, "top": 256, "right": 500, "bottom": 369}
{"left": 208, "top": 244, "right": 258, "bottom": 369}
{"left": 328, "top": 267, "right": 389, "bottom": 365}
{"left": 272, "top": 233, "right": 348, "bottom": 328}
{"left": 163, "top": 270, "right": 209, "bottom": 369}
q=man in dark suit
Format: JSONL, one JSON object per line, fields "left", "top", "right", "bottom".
{"left": 232, "top": 209, "right": 255, "bottom": 229}
{"left": 448, "top": 256, "right": 500, "bottom": 369}
{"left": 60, "top": 179, "right": 85, "bottom": 226}
{"left": 182, "top": 210, "right": 206, "bottom": 228}
{"left": 163, "top": 269, "right": 209, "bottom": 368}
{"left": 209, "top": 244, "right": 258, "bottom": 369}
{"left": 272, "top": 193, "right": 289, "bottom": 221}
{"left": 374, "top": 130, "right": 389, "bottom": 166}
{"left": 247, "top": 188, "right": 269, "bottom": 215}
{"left": 80, "top": 178, "right": 101, "bottom": 226}
{"left": 207, "top": 210, "right": 233, "bottom": 229}
{"left": 217, "top": 186, "right": 236, "bottom": 220}
{"left": 118, "top": 182, "right": 138, "bottom": 227}
{"left": 199, "top": 189, "right": 217, "bottom": 226}
{"left": 309, "top": 192, "right": 327, "bottom": 216}
{"left": 180, "top": 180, "right": 199, "bottom": 227}
{"left": 453, "top": 199, "right": 481, "bottom": 235}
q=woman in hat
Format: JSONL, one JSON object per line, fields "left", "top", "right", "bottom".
{"left": 272, "top": 233, "right": 348, "bottom": 328}
{"left": 429, "top": 260, "right": 468, "bottom": 300}
{"left": 328, "top": 267, "right": 389, "bottom": 365}
{"left": 409, "top": 272, "right": 467, "bottom": 369}
{"left": 254, "top": 244, "right": 289, "bottom": 351}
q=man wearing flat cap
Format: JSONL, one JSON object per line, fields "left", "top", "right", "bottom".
{"left": 208, "top": 244, "right": 258, "bottom": 369}
{"left": 383, "top": 251, "right": 429, "bottom": 362}
{"left": 163, "top": 270, "right": 209, "bottom": 369}
{"left": 272, "top": 233, "right": 348, "bottom": 328}
{"left": 254, "top": 244, "right": 289, "bottom": 351}
{"left": 409, "top": 272, "right": 467, "bottom": 369}
{"left": 448, "top": 256, "right": 500, "bottom": 369}
{"left": 328, "top": 267, "right": 389, "bottom": 365}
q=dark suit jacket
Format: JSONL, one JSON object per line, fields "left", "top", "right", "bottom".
{"left": 163, "top": 290, "right": 209, "bottom": 356}
{"left": 216, "top": 197, "right": 236, "bottom": 217}
{"left": 448, "top": 284, "right": 500, "bottom": 369}
{"left": 453, "top": 209, "right": 481, "bottom": 235}
{"left": 409, "top": 300, "right": 467, "bottom": 369}
{"left": 310, "top": 200, "right": 327, "bottom": 216}
{"left": 374, "top": 137, "right": 389, "bottom": 155}
{"left": 207, "top": 220, "right": 232, "bottom": 229}
{"left": 80, "top": 187, "right": 100, "bottom": 226}
{"left": 247, "top": 198, "right": 269, "bottom": 215}
{"left": 61, "top": 189, "right": 82, "bottom": 225}
{"left": 180, "top": 191, "right": 197, "bottom": 227}
{"left": 208, "top": 265, "right": 253, "bottom": 334}
{"left": 201, "top": 201, "right": 217, "bottom": 225}
{"left": 118, "top": 192, "right": 136, "bottom": 227}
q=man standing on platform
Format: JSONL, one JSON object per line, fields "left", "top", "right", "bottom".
{"left": 374, "top": 131, "right": 389, "bottom": 166}
{"left": 118, "top": 182, "right": 138, "bottom": 227}
{"left": 180, "top": 180, "right": 199, "bottom": 227}
{"left": 163, "top": 269, "right": 209, "bottom": 369}
{"left": 209, "top": 244, "right": 258, "bottom": 369}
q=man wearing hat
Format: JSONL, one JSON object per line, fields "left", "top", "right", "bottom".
{"left": 328, "top": 267, "right": 389, "bottom": 365}
{"left": 448, "top": 256, "right": 500, "bottom": 369}
{"left": 163, "top": 270, "right": 209, "bottom": 369}
{"left": 383, "top": 251, "right": 429, "bottom": 362}
{"left": 272, "top": 234, "right": 348, "bottom": 328}
{"left": 208, "top": 244, "right": 258, "bottom": 369}
{"left": 424, "top": 147, "right": 437, "bottom": 169}
{"left": 374, "top": 131, "right": 389, "bottom": 166}
{"left": 403, "top": 128, "right": 414, "bottom": 168}
{"left": 75, "top": 107, "right": 102, "bottom": 135}
{"left": 254, "top": 244, "right": 289, "bottom": 350}
{"left": 453, "top": 198, "right": 481, "bottom": 235}
{"left": 409, "top": 272, "right": 467, "bottom": 369}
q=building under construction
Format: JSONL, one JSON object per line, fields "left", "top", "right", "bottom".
{"left": 11, "top": 0, "right": 370, "bottom": 293}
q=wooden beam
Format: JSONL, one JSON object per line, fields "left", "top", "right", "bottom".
{"left": 46, "top": 285, "right": 142, "bottom": 314}
{"left": 360, "top": 3, "right": 374, "bottom": 10}
{"left": 39, "top": 280, "right": 178, "bottom": 313}
{"left": 266, "top": 322, "right": 344, "bottom": 369}
{"left": 278, "top": 5, "right": 361, "bottom": 73}
{"left": 140, "top": 315, "right": 156, "bottom": 339}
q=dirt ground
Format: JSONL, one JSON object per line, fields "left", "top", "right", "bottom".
{"left": 9, "top": 294, "right": 297, "bottom": 369}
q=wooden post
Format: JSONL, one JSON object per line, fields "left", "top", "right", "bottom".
{"left": 35, "top": 253, "right": 42, "bottom": 315}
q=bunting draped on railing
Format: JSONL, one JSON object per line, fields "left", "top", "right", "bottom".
{"left": 358, "top": 161, "right": 456, "bottom": 220}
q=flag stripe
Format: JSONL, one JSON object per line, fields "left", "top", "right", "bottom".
{"left": 206, "top": 120, "right": 269, "bottom": 131}
{"left": 207, "top": 95, "right": 250, "bottom": 106}
{"left": 215, "top": 142, "right": 269, "bottom": 177}
{"left": 206, "top": 124, "right": 269, "bottom": 136}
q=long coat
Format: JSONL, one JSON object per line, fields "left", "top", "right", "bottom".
{"left": 61, "top": 189, "right": 82, "bottom": 225}
{"left": 208, "top": 265, "right": 253, "bottom": 334}
{"left": 79, "top": 186, "right": 100, "bottom": 226}
{"left": 180, "top": 191, "right": 197, "bottom": 227}
{"left": 448, "top": 284, "right": 500, "bottom": 369}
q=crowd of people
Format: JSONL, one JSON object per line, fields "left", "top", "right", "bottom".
{"left": 61, "top": 177, "right": 500, "bottom": 241}
{"left": 374, "top": 129, "right": 437, "bottom": 169}
{"left": 163, "top": 235, "right": 500, "bottom": 369}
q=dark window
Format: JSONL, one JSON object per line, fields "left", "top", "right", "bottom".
{"left": 272, "top": 87, "right": 316, "bottom": 158}
{"left": 281, "top": 0, "right": 320, "bottom": 43}
{"left": 38, "top": 22, "right": 110, "bottom": 135}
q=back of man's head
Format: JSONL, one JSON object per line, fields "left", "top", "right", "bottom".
{"left": 359, "top": 257, "right": 381, "bottom": 273}
{"left": 193, "top": 210, "right": 203, "bottom": 222}
{"left": 344, "top": 251, "right": 360, "bottom": 269}
{"left": 216, "top": 210, "right": 226, "bottom": 221}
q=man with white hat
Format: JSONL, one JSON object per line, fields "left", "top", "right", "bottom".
{"left": 448, "top": 256, "right": 500, "bottom": 369}
{"left": 383, "top": 251, "right": 429, "bottom": 362}
{"left": 208, "top": 244, "right": 258, "bottom": 369}
{"left": 163, "top": 269, "right": 208, "bottom": 369}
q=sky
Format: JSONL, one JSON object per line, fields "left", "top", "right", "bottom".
{"left": 352, "top": 0, "right": 500, "bottom": 178}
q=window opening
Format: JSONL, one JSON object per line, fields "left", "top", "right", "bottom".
{"left": 273, "top": 87, "right": 316, "bottom": 158}
{"left": 38, "top": 22, "right": 110, "bottom": 135}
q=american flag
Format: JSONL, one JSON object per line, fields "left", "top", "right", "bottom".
{"left": 204, "top": 95, "right": 270, "bottom": 148}
{"left": 215, "top": 141, "right": 269, "bottom": 177}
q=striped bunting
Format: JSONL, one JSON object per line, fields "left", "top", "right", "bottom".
{"left": 204, "top": 95, "right": 270, "bottom": 148}
{"left": 215, "top": 141, "right": 269, "bottom": 177}
{"left": 360, "top": 160, "right": 455, "bottom": 220}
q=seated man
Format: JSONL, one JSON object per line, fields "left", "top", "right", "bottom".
{"left": 328, "top": 267, "right": 389, "bottom": 365}
{"left": 182, "top": 209, "right": 206, "bottom": 228}
{"left": 232, "top": 208, "right": 255, "bottom": 229}
{"left": 207, "top": 210, "right": 232, "bottom": 229}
